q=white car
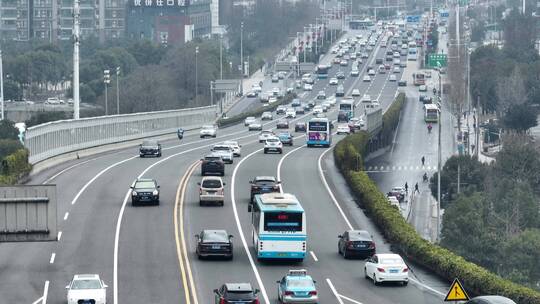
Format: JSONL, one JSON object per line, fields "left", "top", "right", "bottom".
{"left": 200, "top": 125, "right": 217, "bottom": 138}
{"left": 66, "top": 274, "right": 107, "bottom": 304}
{"left": 259, "top": 130, "right": 275, "bottom": 143}
{"left": 368, "top": 69, "right": 376, "bottom": 76}
{"left": 264, "top": 137, "right": 283, "bottom": 154}
{"left": 285, "top": 108, "right": 297, "bottom": 118}
{"left": 336, "top": 123, "right": 351, "bottom": 135}
{"left": 303, "top": 83, "right": 313, "bottom": 91}
{"left": 223, "top": 140, "right": 241, "bottom": 157}
{"left": 419, "top": 85, "right": 427, "bottom": 92}
{"left": 364, "top": 253, "right": 409, "bottom": 285}
{"left": 389, "top": 75, "right": 397, "bottom": 81}
{"left": 210, "top": 144, "right": 234, "bottom": 164}
{"left": 329, "top": 77, "right": 339, "bottom": 85}
{"left": 352, "top": 89, "right": 361, "bottom": 97}
{"left": 244, "top": 116, "right": 257, "bottom": 126}
{"left": 363, "top": 75, "right": 371, "bottom": 82}
{"left": 248, "top": 122, "right": 263, "bottom": 131}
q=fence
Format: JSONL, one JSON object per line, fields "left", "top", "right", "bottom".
{"left": 24, "top": 105, "right": 217, "bottom": 164}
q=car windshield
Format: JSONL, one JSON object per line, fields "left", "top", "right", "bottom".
{"left": 380, "top": 258, "right": 403, "bottom": 265}
{"left": 202, "top": 231, "right": 228, "bottom": 242}
{"left": 71, "top": 279, "right": 102, "bottom": 290}
{"left": 202, "top": 179, "right": 222, "bottom": 188}
{"left": 287, "top": 279, "right": 314, "bottom": 288}
{"left": 135, "top": 181, "right": 155, "bottom": 189}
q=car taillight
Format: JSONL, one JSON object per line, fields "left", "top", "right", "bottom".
{"left": 403, "top": 267, "right": 409, "bottom": 272}
{"left": 368, "top": 242, "right": 376, "bottom": 249}
{"left": 377, "top": 267, "right": 386, "bottom": 273}
{"left": 219, "top": 298, "right": 226, "bottom": 304}
{"left": 284, "top": 291, "right": 294, "bottom": 296}
{"left": 309, "top": 291, "right": 317, "bottom": 296}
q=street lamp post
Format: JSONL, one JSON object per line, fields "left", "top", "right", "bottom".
{"left": 116, "top": 67, "right": 120, "bottom": 114}
{"left": 195, "top": 46, "right": 199, "bottom": 105}
{"left": 103, "top": 69, "right": 110, "bottom": 115}
{"left": 240, "top": 21, "right": 244, "bottom": 95}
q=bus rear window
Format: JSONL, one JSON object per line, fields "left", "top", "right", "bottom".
{"left": 264, "top": 212, "right": 303, "bottom": 232}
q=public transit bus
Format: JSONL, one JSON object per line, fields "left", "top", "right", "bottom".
{"left": 307, "top": 117, "right": 332, "bottom": 147}
{"left": 413, "top": 72, "right": 426, "bottom": 86}
{"left": 338, "top": 97, "right": 355, "bottom": 121}
{"left": 424, "top": 104, "right": 439, "bottom": 122}
{"left": 316, "top": 64, "right": 330, "bottom": 79}
{"left": 249, "top": 193, "right": 306, "bottom": 261}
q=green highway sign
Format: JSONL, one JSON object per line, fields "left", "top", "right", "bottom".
{"left": 428, "top": 54, "right": 447, "bottom": 68}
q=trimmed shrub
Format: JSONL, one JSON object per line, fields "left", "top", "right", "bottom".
{"left": 333, "top": 93, "right": 540, "bottom": 303}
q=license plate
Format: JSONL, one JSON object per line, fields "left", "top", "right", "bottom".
{"left": 389, "top": 269, "right": 399, "bottom": 273}
{"left": 212, "top": 245, "right": 220, "bottom": 249}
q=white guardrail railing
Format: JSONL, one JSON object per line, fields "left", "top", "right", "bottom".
{"left": 24, "top": 105, "right": 217, "bottom": 164}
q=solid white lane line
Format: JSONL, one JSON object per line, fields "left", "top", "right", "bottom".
{"left": 339, "top": 294, "right": 364, "bottom": 304}
{"left": 49, "top": 253, "right": 56, "bottom": 264}
{"left": 231, "top": 148, "right": 270, "bottom": 304}
{"left": 57, "top": 231, "right": 62, "bottom": 241}
{"left": 326, "top": 279, "right": 345, "bottom": 304}
{"left": 309, "top": 251, "right": 319, "bottom": 262}
{"left": 317, "top": 148, "right": 354, "bottom": 230}
{"left": 63, "top": 212, "right": 69, "bottom": 221}
{"left": 41, "top": 280, "right": 49, "bottom": 304}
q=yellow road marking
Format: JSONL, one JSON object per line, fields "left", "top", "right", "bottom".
{"left": 174, "top": 160, "right": 200, "bottom": 304}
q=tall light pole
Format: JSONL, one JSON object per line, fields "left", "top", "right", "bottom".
{"left": 103, "top": 69, "right": 110, "bottom": 115}
{"left": 116, "top": 67, "right": 120, "bottom": 114}
{"left": 0, "top": 50, "right": 4, "bottom": 121}
{"left": 195, "top": 46, "right": 199, "bottom": 105}
{"left": 73, "top": 0, "right": 81, "bottom": 119}
{"left": 240, "top": 21, "right": 244, "bottom": 95}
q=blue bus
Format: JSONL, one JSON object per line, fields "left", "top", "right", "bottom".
{"left": 316, "top": 64, "right": 330, "bottom": 79}
{"left": 249, "top": 193, "right": 306, "bottom": 261}
{"left": 307, "top": 117, "right": 332, "bottom": 147}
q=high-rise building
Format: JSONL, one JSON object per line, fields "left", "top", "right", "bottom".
{"left": 0, "top": 0, "right": 30, "bottom": 41}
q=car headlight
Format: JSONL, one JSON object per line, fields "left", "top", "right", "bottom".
{"left": 132, "top": 191, "right": 137, "bottom": 196}
{"left": 152, "top": 190, "right": 159, "bottom": 195}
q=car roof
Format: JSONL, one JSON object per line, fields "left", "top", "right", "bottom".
{"left": 225, "top": 283, "right": 253, "bottom": 292}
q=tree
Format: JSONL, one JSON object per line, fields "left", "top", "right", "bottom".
{"left": 502, "top": 104, "right": 538, "bottom": 132}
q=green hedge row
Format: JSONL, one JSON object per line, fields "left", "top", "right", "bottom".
{"left": 0, "top": 149, "right": 32, "bottom": 185}
{"left": 333, "top": 94, "right": 540, "bottom": 303}
{"left": 216, "top": 93, "right": 296, "bottom": 128}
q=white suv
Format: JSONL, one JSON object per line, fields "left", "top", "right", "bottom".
{"left": 264, "top": 137, "right": 283, "bottom": 154}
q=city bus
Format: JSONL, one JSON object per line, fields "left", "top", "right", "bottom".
{"left": 338, "top": 97, "right": 355, "bottom": 121}
{"left": 316, "top": 64, "right": 330, "bottom": 79}
{"left": 413, "top": 72, "right": 426, "bottom": 86}
{"left": 307, "top": 117, "right": 332, "bottom": 147}
{"left": 424, "top": 104, "right": 439, "bottom": 122}
{"left": 249, "top": 193, "right": 306, "bottom": 261}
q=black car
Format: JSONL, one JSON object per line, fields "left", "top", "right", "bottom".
{"left": 139, "top": 140, "right": 161, "bottom": 158}
{"left": 295, "top": 122, "right": 307, "bottom": 132}
{"left": 276, "top": 120, "right": 289, "bottom": 129}
{"left": 195, "top": 230, "right": 233, "bottom": 259}
{"left": 214, "top": 283, "right": 260, "bottom": 304}
{"left": 131, "top": 178, "right": 160, "bottom": 206}
{"left": 249, "top": 176, "right": 281, "bottom": 202}
{"left": 338, "top": 230, "right": 376, "bottom": 258}
{"left": 201, "top": 154, "right": 225, "bottom": 176}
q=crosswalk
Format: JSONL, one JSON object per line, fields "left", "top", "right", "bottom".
{"left": 364, "top": 165, "right": 438, "bottom": 173}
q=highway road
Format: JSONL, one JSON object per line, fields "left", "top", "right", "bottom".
{"left": 1, "top": 26, "right": 451, "bottom": 304}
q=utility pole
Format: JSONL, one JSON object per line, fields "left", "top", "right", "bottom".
{"left": 103, "top": 70, "right": 110, "bottom": 115}
{"left": 73, "top": 0, "right": 81, "bottom": 119}
{"left": 195, "top": 46, "right": 199, "bottom": 105}
{"left": 240, "top": 21, "right": 244, "bottom": 95}
{"left": 0, "top": 50, "right": 4, "bottom": 121}
{"left": 116, "top": 67, "right": 120, "bottom": 114}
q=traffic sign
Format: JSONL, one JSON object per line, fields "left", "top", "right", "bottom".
{"left": 444, "top": 278, "right": 470, "bottom": 302}
{"left": 428, "top": 54, "right": 447, "bottom": 68}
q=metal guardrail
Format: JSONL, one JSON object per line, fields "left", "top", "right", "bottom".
{"left": 24, "top": 105, "right": 217, "bottom": 164}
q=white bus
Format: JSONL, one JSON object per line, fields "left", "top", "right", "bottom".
{"left": 249, "top": 193, "right": 306, "bottom": 261}
{"left": 424, "top": 104, "right": 439, "bottom": 122}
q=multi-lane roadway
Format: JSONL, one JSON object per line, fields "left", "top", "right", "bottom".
{"left": 2, "top": 26, "right": 452, "bottom": 304}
